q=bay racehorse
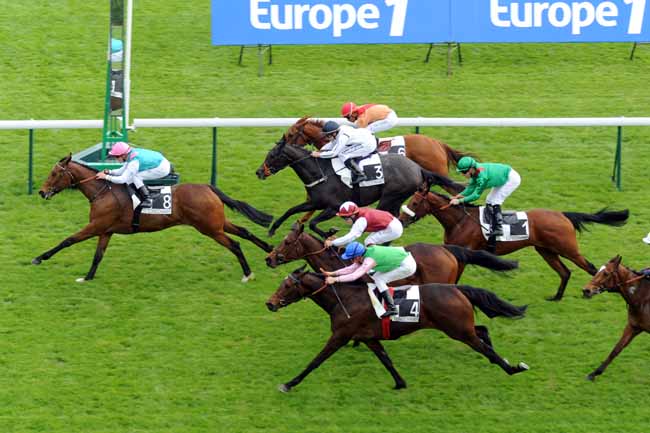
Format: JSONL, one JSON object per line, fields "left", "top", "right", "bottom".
{"left": 276, "top": 117, "right": 473, "bottom": 185}
{"left": 34, "top": 155, "right": 274, "bottom": 282}
{"left": 255, "top": 139, "right": 439, "bottom": 238}
{"left": 399, "top": 178, "right": 629, "bottom": 301}
{"left": 265, "top": 223, "right": 519, "bottom": 284}
{"left": 266, "top": 267, "right": 529, "bottom": 391}
{"left": 582, "top": 255, "right": 650, "bottom": 381}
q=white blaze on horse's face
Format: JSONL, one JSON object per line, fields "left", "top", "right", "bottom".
{"left": 597, "top": 265, "right": 606, "bottom": 274}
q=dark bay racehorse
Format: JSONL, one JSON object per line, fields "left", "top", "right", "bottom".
{"left": 255, "top": 140, "right": 436, "bottom": 237}
{"left": 34, "top": 155, "right": 274, "bottom": 282}
{"left": 582, "top": 255, "right": 650, "bottom": 381}
{"left": 399, "top": 183, "right": 629, "bottom": 301}
{"left": 266, "top": 268, "right": 529, "bottom": 391}
{"left": 265, "top": 223, "right": 519, "bottom": 284}
{"left": 277, "top": 117, "right": 472, "bottom": 184}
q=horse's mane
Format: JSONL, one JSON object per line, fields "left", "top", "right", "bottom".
{"left": 67, "top": 159, "right": 99, "bottom": 173}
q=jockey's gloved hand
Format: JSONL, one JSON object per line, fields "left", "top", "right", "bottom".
{"left": 641, "top": 268, "right": 650, "bottom": 278}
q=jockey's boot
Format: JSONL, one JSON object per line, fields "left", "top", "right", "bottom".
{"left": 491, "top": 204, "right": 504, "bottom": 237}
{"left": 137, "top": 185, "right": 152, "bottom": 207}
{"left": 380, "top": 291, "right": 398, "bottom": 318}
{"left": 344, "top": 159, "right": 367, "bottom": 184}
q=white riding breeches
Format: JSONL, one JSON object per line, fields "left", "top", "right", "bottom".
{"left": 371, "top": 253, "right": 417, "bottom": 293}
{"left": 133, "top": 159, "right": 171, "bottom": 188}
{"left": 367, "top": 110, "right": 398, "bottom": 134}
{"left": 364, "top": 218, "right": 403, "bottom": 246}
{"left": 486, "top": 169, "right": 521, "bottom": 206}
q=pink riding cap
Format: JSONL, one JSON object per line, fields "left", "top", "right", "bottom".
{"left": 108, "top": 141, "right": 131, "bottom": 156}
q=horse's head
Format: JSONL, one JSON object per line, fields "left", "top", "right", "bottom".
{"left": 255, "top": 140, "right": 311, "bottom": 180}
{"left": 39, "top": 154, "right": 77, "bottom": 199}
{"left": 265, "top": 265, "right": 323, "bottom": 311}
{"left": 279, "top": 117, "right": 328, "bottom": 149}
{"left": 266, "top": 223, "right": 310, "bottom": 267}
{"left": 582, "top": 255, "right": 625, "bottom": 298}
{"left": 399, "top": 188, "right": 432, "bottom": 228}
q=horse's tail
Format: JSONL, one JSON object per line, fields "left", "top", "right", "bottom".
{"left": 457, "top": 285, "right": 527, "bottom": 319}
{"left": 562, "top": 208, "right": 629, "bottom": 232}
{"left": 441, "top": 141, "right": 475, "bottom": 168}
{"left": 209, "top": 185, "right": 274, "bottom": 228}
{"left": 420, "top": 169, "right": 465, "bottom": 194}
{"left": 444, "top": 245, "right": 519, "bottom": 272}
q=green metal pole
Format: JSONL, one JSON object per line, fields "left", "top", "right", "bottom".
{"left": 612, "top": 126, "right": 622, "bottom": 191}
{"left": 415, "top": 126, "right": 420, "bottom": 134}
{"left": 28, "top": 129, "right": 34, "bottom": 195}
{"left": 211, "top": 127, "right": 217, "bottom": 186}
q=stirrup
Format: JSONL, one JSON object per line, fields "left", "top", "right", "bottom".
{"left": 381, "top": 307, "right": 398, "bottom": 318}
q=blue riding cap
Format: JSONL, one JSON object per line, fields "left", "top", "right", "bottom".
{"left": 341, "top": 242, "right": 366, "bottom": 260}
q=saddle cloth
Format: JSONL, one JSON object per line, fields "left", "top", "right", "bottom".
{"left": 367, "top": 283, "right": 420, "bottom": 323}
{"left": 331, "top": 153, "right": 385, "bottom": 189}
{"left": 478, "top": 206, "right": 529, "bottom": 241}
{"left": 127, "top": 185, "right": 173, "bottom": 215}
{"left": 377, "top": 136, "right": 406, "bottom": 155}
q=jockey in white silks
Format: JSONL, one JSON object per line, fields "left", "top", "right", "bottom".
{"left": 95, "top": 141, "right": 171, "bottom": 206}
{"left": 311, "top": 121, "right": 377, "bottom": 184}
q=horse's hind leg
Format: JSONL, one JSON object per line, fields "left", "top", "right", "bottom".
{"left": 203, "top": 229, "right": 253, "bottom": 282}
{"left": 224, "top": 220, "right": 273, "bottom": 253}
{"left": 365, "top": 340, "right": 407, "bottom": 389}
{"left": 475, "top": 325, "right": 493, "bottom": 348}
{"left": 534, "top": 246, "right": 571, "bottom": 301}
{"left": 464, "top": 333, "right": 529, "bottom": 376}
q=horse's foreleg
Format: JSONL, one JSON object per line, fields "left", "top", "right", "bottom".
{"left": 307, "top": 208, "right": 338, "bottom": 239}
{"left": 364, "top": 340, "right": 407, "bottom": 389}
{"left": 535, "top": 247, "right": 571, "bottom": 301}
{"left": 279, "top": 334, "right": 350, "bottom": 392}
{"left": 224, "top": 220, "right": 273, "bottom": 253}
{"left": 269, "top": 202, "right": 316, "bottom": 237}
{"left": 587, "top": 324, "right": 640, "bottom": 381}
{"left": 32, "top": 225, "right": 100, "bottom": 265}
{"left": 79, "top": 233, "right": 113, "bottom": 282}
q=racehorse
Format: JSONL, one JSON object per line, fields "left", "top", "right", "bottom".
{"left": 265, "top": 223, "right": 519, "bottom": 284}
{"left": 255, "top": 139, "right": 437, "bottom": 238}
{"left": 582, "top": 255, "right": 650, "bottom": 381}
{"left": 34, "top": 155, "right": 274, "bottom": 282}
{"left": 266, "top": 267, "right": 529, "bottom": 391}
{"left": 276, "top": 116, "right": 472, "bottom": 183}
{"left": 399, "top": 180, "right": 629, "bottom": 301}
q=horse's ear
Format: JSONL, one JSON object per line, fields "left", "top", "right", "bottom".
{"left": 418, "top": 181, "right": 429, "bottom": 193}
{"left": 613, "top": 255, "right": 623, "bottom": 266}
{"left": 296, "top": 264, "right": 308, "bottom": 274}
{"left": 63, "top": 153, "right": 72, "bottom": 165}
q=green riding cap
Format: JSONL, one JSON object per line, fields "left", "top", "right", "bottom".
{"left": 456, "top": 156, "right": 477, "bottom": 173}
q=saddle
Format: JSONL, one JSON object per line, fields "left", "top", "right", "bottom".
{"left": 331, "top": 153, "right": 385, "bottom": 189}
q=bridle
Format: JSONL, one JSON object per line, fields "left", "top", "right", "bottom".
{"left": 284, "top": 272, "right": 351, "bottom": 318}
{"left": 51, "top": 162, "right": 111, "bottom": 202}
{"left": 589, "top": 264, "right": 646, "bottom": 295}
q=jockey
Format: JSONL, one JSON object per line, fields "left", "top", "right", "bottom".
{"left": 325, "top": 201, "right": 403, "bottom": 248}
{"left": 322, "top": 242, "right": 417, "bottom": 318}
{"left": 450, "top": 156, "right": 521, "bottom": 237}
{"left": 95, "top": 141, "right": 171, "bottom": 206}
{"left": 311, "top": 120, "right": 377, "bottom": 184}
{"left": 341, "top": 102, "right": 399, "bottom": 135}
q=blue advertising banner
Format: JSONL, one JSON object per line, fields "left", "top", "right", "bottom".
{"left": 212, "top": 0, "right": 650, "bottom": 45}
{"left": 211, "top": 0, "right": 449, "bottom": 45}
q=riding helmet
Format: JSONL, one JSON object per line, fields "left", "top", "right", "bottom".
{"left": 456, "top": 156, "right": 477, "bottom": 173}
{"left": 341, "top": 242, "right": 366, "bottom": 260}
{"left": 322, "top": 120, "right": 340, "bottom": 135}
{"left": 337, "top": 201, "right": 360, "bottom": 217}
{"left": 341, "top": 102, "right": 357, "bottom": 117}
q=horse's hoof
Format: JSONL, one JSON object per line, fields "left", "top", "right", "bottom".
{"left": 546, "top": 296, "right": 562, "bottom": 302}
{"left": 586, "top": 374, "right": 596, "bottom": 381}
{"left": 32, "top": 258, "right": 41, "bottom": 265}
{"left": 75, "top": 277, "right": 87, "bottom": 283}
{"left": 242, "top": 273, "right": 254, "bottom": 283}
{"left": 518, "top": 362, "right": 530, "bottom": 371}
{"left": 394, "top": 382, "right": 407, "bottom": 390}
{"left": 278, "top": 384, "right": 291, "bottom": 393}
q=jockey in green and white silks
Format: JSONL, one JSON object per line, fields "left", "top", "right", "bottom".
{"left": 450, "top": 156, "right": 521, "bottom": 237}
{"left": 95, "top": 141, "right": 171, "bottom": 206}
{"left": 322, "top": 242, "right": 417, "bottom": 318}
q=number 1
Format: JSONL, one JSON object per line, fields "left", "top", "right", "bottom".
{"left": 625, "top": 0, "right": 646, "bottom": 34}
{"left": 385, "top": 0, "right": 408, "bottom": 37}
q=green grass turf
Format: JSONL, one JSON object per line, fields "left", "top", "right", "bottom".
{"left": 1, "top": 1, "right": 650, "bottom": 432}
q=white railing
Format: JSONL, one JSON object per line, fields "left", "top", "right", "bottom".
{"left": 7, "top": 116, "right": 646, "bottom": 194}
